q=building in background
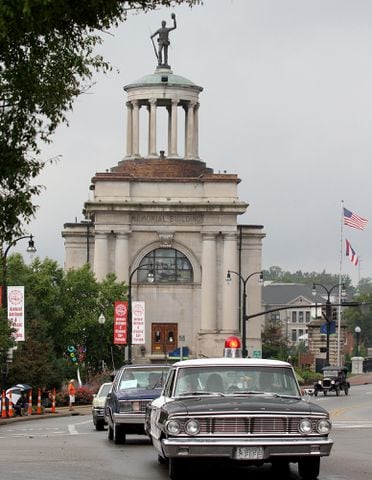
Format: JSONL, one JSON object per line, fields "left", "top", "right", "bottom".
{"left": 62, "top": 24, "right": 265, "bottom": 362}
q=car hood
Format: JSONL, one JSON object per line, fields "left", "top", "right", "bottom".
{"left": 164, "top": 395, "right": 328, "bottom": 416}
{"left": 93, "top": 398, "right": 107, "bottom": 408}
{"left": 115, "top": 387, "right": 162, "bottom": 400}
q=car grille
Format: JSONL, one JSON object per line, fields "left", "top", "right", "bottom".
{"left": 322, "top": 380, "right": 331, "bottom": 387}
{"left": 177, "top": 415, "right": 320, "bottom": 436}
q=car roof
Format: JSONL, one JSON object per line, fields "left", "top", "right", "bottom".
{"left": 172, "top": 358, "right": 291, "bottom": 368}
{"left": 118, "top": 364, "right": 170, "bottom": 369}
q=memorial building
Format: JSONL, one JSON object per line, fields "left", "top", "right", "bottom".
{"left": 62, "top": 17, "right": 265, "bottom": 362}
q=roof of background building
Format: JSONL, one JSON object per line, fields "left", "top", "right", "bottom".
{"left": 262, "top": 283, "right": 325, "bottom": 305}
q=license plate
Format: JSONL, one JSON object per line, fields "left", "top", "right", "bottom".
{"left": 235, "top": 446, "right": 264, "bottom": 460}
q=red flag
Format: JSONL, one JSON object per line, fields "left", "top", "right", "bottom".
{"left": 345, "top": 239, "right": 359, "bottom": 266}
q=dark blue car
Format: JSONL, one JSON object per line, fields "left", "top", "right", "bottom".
{"left": 105, "top": 364, "right": 170, "bottom": 444}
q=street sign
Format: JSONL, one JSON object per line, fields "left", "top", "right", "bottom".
{"left": 253, "top": 350, "right": 261, "bottom": 358}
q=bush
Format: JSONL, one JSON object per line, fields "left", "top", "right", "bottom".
{"left": 296, "top": 369, "right": 322, "bottom": 386}
{"left": 55, "top": 385, "right": 95, "bottom": 406}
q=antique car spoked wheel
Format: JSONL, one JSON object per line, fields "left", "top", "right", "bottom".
{"left": 298, "top": 457, "right": 320, "bottom": 480}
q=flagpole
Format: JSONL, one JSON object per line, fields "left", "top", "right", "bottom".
{"left": 337, "top": 200, "right": 344, "bottom": 366}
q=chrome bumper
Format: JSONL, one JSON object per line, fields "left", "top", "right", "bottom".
{"left": 113, "top": 412, "right": 145, "bottom": 425}
{"left": 162, "top": 436, "right": 333, "bottom": 459}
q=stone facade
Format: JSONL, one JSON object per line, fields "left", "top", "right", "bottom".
{"left": 62, "top": 63, "right": 265, "bottom": 362}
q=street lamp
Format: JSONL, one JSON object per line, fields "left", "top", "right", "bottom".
{"left": 312, "top": 282, "right": 346, "bottom": 366}
{"left": 354, "top": 326, "right": 361, "bottom": 357}
{"left": 127, "top": 264, "right": 154, "bottom": 364}
{"left": 226, "top": 270, "right": 263, "bottom": 358}
{"left": 98, "top": 313, "right": 106, "bottom": 370}
{"left": 1, "top": 235, "right": 36, "bottom": 310}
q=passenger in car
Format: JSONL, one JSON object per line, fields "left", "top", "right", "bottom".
{"left": 205, "top": 373, "right": 224, "bottom": 393}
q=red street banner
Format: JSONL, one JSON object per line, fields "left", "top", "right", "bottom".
{"left": 114, "top": 301, "right": 128, "bottom": 345}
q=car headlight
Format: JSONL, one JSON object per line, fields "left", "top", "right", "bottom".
{"left": 316, "top": 419, "right": 331, "bottom": 434}
{"left": 317, "top": 380, "right": 322, "bottom": 385}
{"left": 185, "top": 419, "right": 200, "bottom": 435}
{"left": 165, "top": 419, "right": 181, "bottom": 435}
{"left": 119, "top": 401, "right": 131, "bottom": 412}
{"left": 298, "top": 419, "right": 313, "bottom": 434}
{"left": 331, "top": 380, "right": 335, "bottom": 385}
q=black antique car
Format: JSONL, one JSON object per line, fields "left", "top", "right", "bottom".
{"left": 145, "top": 358, "right": 333, "bottom": 480}
{"left": 313, "top": 366, "right": 350, "bottom": 396}
{"left": 105, "top": 363, "right": 170, "bottom": 444}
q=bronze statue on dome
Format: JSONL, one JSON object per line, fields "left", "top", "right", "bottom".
{"left": 151, "top": 13, "right": 177, "bottom": 68}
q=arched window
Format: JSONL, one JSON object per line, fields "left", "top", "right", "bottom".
{"left": 137, "top": 248, "right": 193, "bottom": 284}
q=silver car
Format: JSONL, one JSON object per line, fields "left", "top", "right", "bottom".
{"left": 92, "top": 382, "right": 112, "bottom": 430}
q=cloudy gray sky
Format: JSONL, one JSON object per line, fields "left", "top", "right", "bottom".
{"left": 22, "top": 0, "right": 372, "bottom": 285}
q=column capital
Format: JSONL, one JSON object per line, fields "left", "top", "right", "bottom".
{"left": 126, "top": 101, "right": 133, "bottom": 109}
{"left": 187, "top": 100, "right": 197, "bottom": 110}
{"left": 148, "top": 98, "right": 157, "bottom": 106}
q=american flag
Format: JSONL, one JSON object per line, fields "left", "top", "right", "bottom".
{"left": 345, "top": 239, "right": 359, "bottom": 266}
{"left": 343, "top": 207, "right": 368, "bottom": 230}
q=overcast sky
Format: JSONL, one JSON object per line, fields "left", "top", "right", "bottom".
{"left": 20, "top": 0, "right": 372, "bottom": 286}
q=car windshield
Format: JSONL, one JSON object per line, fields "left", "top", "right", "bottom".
{"left": 118, "top": 367, "right": 169, "bottom": 391}
{"left": 98, "top": 384, "right": 112, "bottom": 397}
{"left": 173, "top": 366, "right": 300, "bottom": 397}
{"left": 323, "top": 370, "right": 339, "bottom": 377}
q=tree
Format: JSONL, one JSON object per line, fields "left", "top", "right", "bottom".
{"left": 261, "top": 320, "right": 290, "bottom": 361}
{"left": 4, "top": 255, "right": 128, "bottom": 388}
{"left": 0, "top": 0, "right": 200, "bottom": 245}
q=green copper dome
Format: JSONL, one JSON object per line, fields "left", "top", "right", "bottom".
{"left": 124, "top": 70, "right": 202, "bottom": 91}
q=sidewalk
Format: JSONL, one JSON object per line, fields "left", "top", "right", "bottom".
{"left": 348, "top": 372, "right": 372, "bottom": 386}
{"left": 0, "top": 404, "right": 91, "bottom": 425}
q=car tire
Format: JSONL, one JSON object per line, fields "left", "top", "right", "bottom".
{"left": 298, "top": 457, "right": 320, "bottom": 479}
{"left": 323, "top": 390, "right": 327, "bottom": 396}
{"left": 344, "top": 385, "right": 349, "bottom": 395}
{"left": 113, "top": 424, "right": 126, "bottom": 444}
{"left": 108, "top": 425, "right": 113, "bottom": 441}
{"left": 335, "top": 387, "right": 340, "bottom": 396}
{"left": 314, "top": 389, "right": 318, "bottom": 397}
{"left": 95, "top": 421, "right": 105, "bottom": 431}
{"left": 271, "top": 459, "right": 290, "bottom": 474}
{"left": 158, "top": 454, "right": 168, "bottom": 465}
{"left": 169, "top": 458, "right": 186, "bottom": 480}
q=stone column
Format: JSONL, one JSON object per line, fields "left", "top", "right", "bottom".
{"left": 169, "top": 99, "right": 178, "bottom": 157}
{"left": 93, "top": 232, "right": 109, "bottom": 281}
{"left": 115, "top": 233, "right": 129, "bottom": 283}
{"left": 185, "top": 101, "right": 195, "bottom": 159}
{"left": 200, "top": 234, "right": 217, "bottom": 331}
{"left": 222, "top": 233, "right": 238, "bottom": 332}
{"left": 167, "top": 106, "right": 172, "bottom": 155}
{"left": 148, "top": 98, "right": 157, "bottom": 157}
{"left": 132, "top": 100, "right": 140, "bottom": 157}
{"left": 125, "top": 101, "right": 133, "bottom": 157}
{"left": 193, "top": 102, "right": 200, "bottom": 159}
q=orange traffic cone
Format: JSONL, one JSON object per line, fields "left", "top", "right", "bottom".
{"left": 51, "top": 388, "right": 56, "bottom": 413}
{"left": 8, "top": 391, "right": 14, "bottom": 417}
{"left": 37, "top": 387, "right": 42, "bottom": 414}
{"left": 1, "top": 390, "right": 7, "bottom": 418}
{"left": 28, "top": 389, "right": 33, "bottom": 415}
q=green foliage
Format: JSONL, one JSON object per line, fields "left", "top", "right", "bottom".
{"left": 0, "top": 0, "right": 200, "bottom": 244}
{"left": 263, "top": 266, "right": 353, "bottom": 291}
{"left": 261, "top": 320, "right": 290, "bottom": 360}
{"left": 3, "top": 255, "right": 127, "bottom": 389}
{"left": 295, "top": 369, "right": 322, "bottom": 386}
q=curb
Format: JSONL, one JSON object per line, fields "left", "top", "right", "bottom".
{"left": 0, "top": 405, "right": 91, "bottom": 425}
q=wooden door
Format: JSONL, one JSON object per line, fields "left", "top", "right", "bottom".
{"left": 151, "top": 323, "right": 178, "bottom": 354}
